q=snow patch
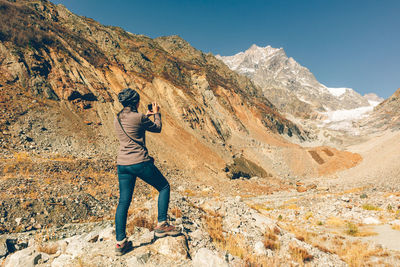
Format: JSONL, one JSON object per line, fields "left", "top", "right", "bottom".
{"left": 326, "top": 87, "right": 348, "bottom": 97}
{"left": 238, "top": 67, "right": 255, "bottom": 73}
{"left": 322, "top": 106, "right": 374, "bottom": 123}
{"left": 368, "top": 100, "right": 380, "bottom": 107}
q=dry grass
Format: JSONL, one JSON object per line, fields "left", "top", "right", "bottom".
{"left": 285, "top": 224, "right": 317, "bottom": 244}
{"left": 126, "top": 214, "right": 156, "bottom": 232}
{"left": 343, "top": 187, "right": 365, "bottom": 194}
{"left": 346, "top": 222, "right": 359, "bottom": 236}
{"left": 224, "top": 233, "right": 248, "bottom": 258}
{"left": 337, "top": 241, "right": 386, "bottom": 267}
{"left": 37, "top": 242, "right": 59, "bottom": 255}
{"left": 284, "top": 224, "right": 388, "bottom": 267}
{"left": 304, "top": 211, "right": 313, "bottom": 220}
{"left": 75, "top": 257, "right": 97, "bottom": 267}
{"left": 34, "top": 229, "right": 59, "bottom": 255}
{"left": 202, "top": 212, "right": 285, "bottom": 266}
{"left": 183, "top": 189, "right": 196, "bottom": 197}
{"left": 243, "top": 255, "right": 288, "bottom": 267}
{"left": 170, "top": 206, "right": 182, "bottom": 218}
{"left": 2, "top": 152, "right": 33, "bottom": 175}
{"left": 263, "top": 226, "right": 280, "bottom": 250}
{"left": 203, "top": 214, "right": 224, "bottom": 245}
{"left": 392, "top": 224, "right": 400, "bottom": 231}
{"left": 326, "top": 217, "right": 346, "bottom": 227}
{"left": 249, "top": 203, "right": 274, "bottom": 213}
{"left": 362, "top": 203, "right": 381, "bottom": 211}
{"left": 289, "top": 242, "right": 313, "bottom": 263}
{"left": 285, "top": 204, "right": 299, "bottom": 210}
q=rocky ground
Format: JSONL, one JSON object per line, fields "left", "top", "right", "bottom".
{"left": 1, "top": 147, "right": 400, "bottom": 266}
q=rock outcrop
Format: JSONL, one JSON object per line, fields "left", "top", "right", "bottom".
{"left": 360, "top": 88, "right": 400, "bottom": 131}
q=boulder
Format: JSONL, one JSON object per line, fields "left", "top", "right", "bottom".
{"left": 363, "top": 217, "right": 381, "bottom": 225}
{"left": 254, "top": 241, "right": 267, "bottom": 256}
{"left": 151, "top": 236, "right": 189, "bottom": 261}
{"left": 98, "top": 226, "right": 115, "bottom": 241}
{"left": 51, "top": 254, "right": 75, "bottom": 267}
{"left": 4, "top": 247, "right": 41, "bottom": 267}
{"left": 252, "top": 213, "right": 276, "bottom": 230}
{"left": 125, "top": 256, "right": 144, "bottom": 266}
{"left": 192, "top": 248, "right": 228, "bottom": 267}
{"left": 0, "top": 236, "right": 8, "bottom": 258}
{"left": 64, "top": 238, "right": 85, "bottom": 257}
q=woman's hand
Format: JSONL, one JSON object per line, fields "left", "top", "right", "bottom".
{"left": 146, "top": 102, "right": 160, "bottom": 116}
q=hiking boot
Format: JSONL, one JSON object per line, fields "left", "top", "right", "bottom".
{"left": 154, "top": 221, "right": 180, "bottom": 238}
{"left": 115, "top": 239, "right": 132, "bottom": 256}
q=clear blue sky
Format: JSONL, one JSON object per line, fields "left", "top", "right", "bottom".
{"left": 51, "top": 0, "right": 399, "bottom": 99}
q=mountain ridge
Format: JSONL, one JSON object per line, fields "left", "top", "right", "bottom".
{"left": 217, "top": 44, "right": 376, "bottom": 119}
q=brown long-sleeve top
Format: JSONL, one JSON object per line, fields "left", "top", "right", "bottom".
{"left": 114, "top": 107, "right": 162, "bottom": 165}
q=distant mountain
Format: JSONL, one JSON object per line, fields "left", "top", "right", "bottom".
{"left": 364, "top": 93, "right": 384, "bottom": 104}
{"left": 360, "top": 88, "right": 400, "bottom": 131}
{"left": 217, "top": 45, "right": 373, "bottom": 119}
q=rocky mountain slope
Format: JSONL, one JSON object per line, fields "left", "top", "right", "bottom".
{"left": 217, "top": 44, "right": 375, "bottom": 119}
{"left": 0, "top": 0, "right": 363, "bottom": 182}
{"left": 359, "top": 88, "right": 400, "bottom": 132}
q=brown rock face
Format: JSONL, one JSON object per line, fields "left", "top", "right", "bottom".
{"left": 0, "top": 0, "right": 360, "bottom": 179}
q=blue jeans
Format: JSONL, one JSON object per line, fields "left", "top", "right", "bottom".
{"left": 115, "top": 161, "right": 170, "bottom": 241}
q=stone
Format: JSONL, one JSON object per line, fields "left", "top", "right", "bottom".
{"left": 57, "top": 240, "right": 68, "bottom": 254}
{"left": 318, "top": 187, "right": 329, "bottom": 191}
{"left": 40, "top": 253, "right": 50, "bottom": 263}
{"left": 134, "top": 248, "right": 151, "bottom": 264}
{"left": 307, "top": 183, "right": 317, "bottom": 190}
{"left": 4, "top": 247, "right": 40, "bottom": 267}
{"left": 363, "top": 217, "right": 381, "bottom": 225}
{"left": 192, "top": 248, "right": 228, "bottom": 267}
{"left": 341, "top": 197, "right": 350, "bottom": 202}
{"left": 252, "top": 213, "right": 275, "bottom": 230}
{"left": 189, "top": 229, "right": 204, "bottom": 240}
{"left": 15, "top": 217, "right": 22, "bottom": 225}
{"left": 125, "top": 256, "right": 144, "bottom": 266}
{"left": 151, "top": 236, "right": 189, "bottom": 261}
{"left": 134, "top": 230, "right": 154, "bottom": 246}
{"left": 51, "top": 254, "right": 74, "bottom": 267}
{"left": 84, "top": 231, "right": 99, "bottom": 243}
{"left": 28, "top": 238, "right": 35, "bottom": 247}
{"left": 0, "top": 237, "right": 8, "bottom": 258}
{"left": 65, "top": 237, "right": 85, "bottom": 257}
{"left": 297, "top": 186, "right": 307, "bottom": 193}
{"left": 98, "top": 226, "right": 114, "bottom": 241}
{"left": 254, "top": 241, "right": 267, "bottom": 256}
{"left": 177, "top": 186, "right": 184, "bottom": 191}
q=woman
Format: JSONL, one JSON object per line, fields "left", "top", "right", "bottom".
{"left": 114, "top": 88, "right": 179, "bottom": 256}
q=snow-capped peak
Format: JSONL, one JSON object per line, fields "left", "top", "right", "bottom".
{"left": 218, "top": 44, "right": 284, "bottom": 71}
{"left": 326, "top": 87, "right": 349, "bottom": 97}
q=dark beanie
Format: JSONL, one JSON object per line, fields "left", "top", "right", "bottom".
{"left": 118, "top": 88, "right": 140, "bottom": 107}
